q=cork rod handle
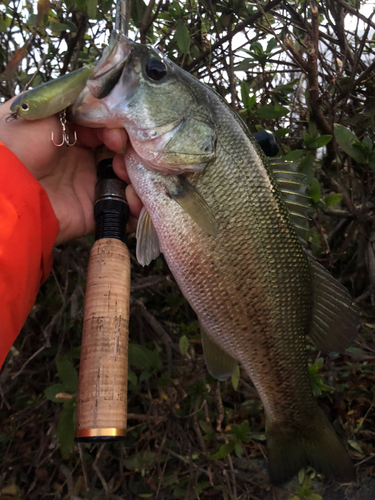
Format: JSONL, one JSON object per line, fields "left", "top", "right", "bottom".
{"left": 76, "top": 156, "right": 130, "bottom": 441}
{"left": 75, "top": 239, "right": 130, "bottom": 440}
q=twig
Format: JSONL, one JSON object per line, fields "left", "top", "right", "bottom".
{"left": 334, "top": 0, "right": 375, "bottom": 31}
{"left": 11, "top": 345, "right": 46, "bottom": 380}
{"left": 93, "top": 444, "right": 109, "bottom": 493}
{"left": 214, "top": 381, "right": 224, "bottom": 432}
{"left": 193, "top": 401, "right": 207, "bottom": 452}
{"left": 186, "top": 0, "right": 284, "bottom": 71}
{"left": 78, "top": 443, "right": 90, "bottom": 493}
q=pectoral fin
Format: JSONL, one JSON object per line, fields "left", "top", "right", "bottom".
{"left": 168, "top": 176, "right": 217, "bottom": 237}
{"left": 307, "top": 252, "right": 360, "bottom": 353}
{"left": 200, "top": 324, "right": 237, "bottom": 381}
{"left": 136, "top": 207, "right": 161, "bottom": 266}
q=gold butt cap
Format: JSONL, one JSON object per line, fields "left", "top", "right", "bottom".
{"left": 76, "top": 428, "right": 126, "bottom": 439}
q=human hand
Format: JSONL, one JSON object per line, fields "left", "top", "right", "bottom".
{"left": 0, "top": 99, "right": 143, "bottom": 245}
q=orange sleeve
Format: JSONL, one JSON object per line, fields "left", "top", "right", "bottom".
{"left": 0, "top": 142, "right": 60, "bottom": 368}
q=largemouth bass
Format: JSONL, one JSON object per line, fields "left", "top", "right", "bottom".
{"left": 71, "top": 34, "right": 359, "bottom": 484}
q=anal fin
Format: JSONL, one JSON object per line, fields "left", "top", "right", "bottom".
{"left": 200, "top": 324, "right": 237, "bottom": 381}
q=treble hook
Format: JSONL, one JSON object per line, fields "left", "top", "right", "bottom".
{"left": 51, "top": 109, "right": 77, "bottom": 147}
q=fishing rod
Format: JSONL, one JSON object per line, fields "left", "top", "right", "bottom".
{"left": 75, "top": 0, "right": 132, "bottom": 442}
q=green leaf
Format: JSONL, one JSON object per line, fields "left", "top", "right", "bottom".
{"left": 231, "top": 365, "right": 240, "bottom": 391}
{"left": 298, "top": 151, "right": 315, "bottom": 178}
{"left": 348, "top": 439, "right": 363, "bottom": 453}
{"left": 124, "top": 451, "right": 156, "bottom": 471}
{"left": 44, "top": 384, "right": 65, "bottom": 402}
{"left": 362, "top": 136, "right": 372, "bottom": 152}
{"left": 209, "top": 441, "right": 235, "bottom": 460}
{"left": 186, "top": 320, "right": 199, "bottom": 333}
{"left": 0, "top": 17, "right": 7, "bottom": 32}
{"left": 139, "top": 370, "right": 152, "bottom": 381}
{"left": 231, "top": 421, "right": 251, "bottom": 443}
{"left": 234, "top": 441, "right": 243, "bottom": 457}
{"left": 199, "top": 420, "right": 212, "bottom": 434}
{"left": 315, "top": 135, "right": 332, "bottom": 148}
{"left": 156, "top": 377, "right": 173, "bottom": 386}
{"left": 49, "top": 22, "right": 69, "bottom": 32}
{"left": 195, "top": 482, "right": 211, "bottom": 495}
{"left": 250, "top": 41, "right": 263, "bottom": 54}
{"left": 324, "top": 193, "right": 342, "bottom": 207}
{"left": 284, "top": 149, "right": 305, "bottom": 162}
{"left": 255, "top": 105, "right": 289, "bottom": 119}
{"left": 240, "top": 81, "right": 249, "bottom": 109}
{"left": 87, "top": 0, "right": 97, "bottom": 19}
{"left": 369, "top": 152, "right": 375, "bottom": 171}
{"left": 175, "top": 19, "right": 190, "bottom": 54}
{"left": 309, "top": 359, "right": 334, "bottom": 396}
{"left": 27, "top": 14, "right": 38, "bottom": 28}
{"left": 346, "top": 346, "right": 368, "bottom": 355}
{"left": 56, "top": 356, "right": 78, "bottom": 393}
{"left": 316, "top": 357, "right": 324, "bottom": 369}
{"left": 250, "top": 432, "right": 266, "bottom": 441}
{"left": 298, "top": 468, "right": 305, "bottom": 484}
{"left": 234, "top": 58, "right": 256, "bottom": 72}
{"left": 57, "top": 400, "right": 76, "bottom": 458}
{"left": 266, "top": 37, "right": 277, "bottom": 52}
{"left": 334, "top": 124, "right": 365, "bottom": 162}
{"left": 179, "top": 335, "right": 189, "bottom": 355}
{"left": 128, "top": 368, "right": 138, "bottom": 386}
{"left": 248, "top": 94, "right": 256, "bottom": 110}
{"left": 309, "top": 178, "right": 321, "bottom": 203}
{"left": 128, "top": 344, "right": 161, "bottom": 372}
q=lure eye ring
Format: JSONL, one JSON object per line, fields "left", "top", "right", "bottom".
{"left": 21, "top": 102, "right": 30, "bottom": 112}
{"left": 145, "top": 59, "right": 167, "bottom": 81}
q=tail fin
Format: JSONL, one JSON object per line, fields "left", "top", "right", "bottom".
{"left": 266, "top": 408, "right": 355, "bottom": 485}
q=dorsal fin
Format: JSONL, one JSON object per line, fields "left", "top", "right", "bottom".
{"left": 269, "top": 160, "right": 311, "bottom": 237}
{"left": 306, "top": 252, "right": 360, "bottom": 353}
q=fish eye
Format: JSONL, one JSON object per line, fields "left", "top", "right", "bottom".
{"left": 145, "top": 58, "right": 167, "bottom": 81}
{"left": 21, "top": 102, "right": 29, "bottom": 112}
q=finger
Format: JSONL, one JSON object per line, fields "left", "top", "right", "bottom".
{"left": 126, "top": 184, "right": 143, "bottom": 219}
{"left": 126, "top": 215, "right": 138, "bottom": 234}
{"left": 72, "top": 124, "right": 104, "bottom": 148}
{"left": 73, "top": 126, "right": 128, "bottom": 153}
{"left": 113, "top": 154, "right": 130, "bottom": 184}
{"left": 101, "top": 128, "right": 127, "bottom": 153}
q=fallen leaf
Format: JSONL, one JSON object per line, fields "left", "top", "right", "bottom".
{"left": 0, "top": 44, "right": 28, "bottom": 81}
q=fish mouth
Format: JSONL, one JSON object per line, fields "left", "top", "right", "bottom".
{"left": 87, "top": 34, "right": 133, "bottom": 99}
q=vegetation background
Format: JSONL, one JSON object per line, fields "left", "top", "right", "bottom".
{"left": 0, "top": 0, "right": 375, "bottom": 498}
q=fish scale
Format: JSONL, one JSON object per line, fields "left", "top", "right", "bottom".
{"left": 71, "top": 33, "right": 357, "bottom": 484}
